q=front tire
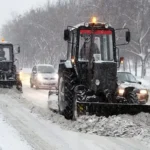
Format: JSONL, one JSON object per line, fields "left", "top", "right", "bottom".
{"left": 30, "top": 79, "right": 33, "bottom": 88}
{"left": 35, "top": 84, "right": 39, "bottom": 90}
{"left": 125, "top": 91, "right": 139, "bottom": 104}
{"left": 58, "top": 71, "right": 76, "bottom": 120}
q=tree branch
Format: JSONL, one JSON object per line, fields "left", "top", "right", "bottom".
{"left": 122, "top": 14, "right": 137, "bottom": 24}
{"left": 140, "top": 26, "right": 150, "bottom": 43}
{"left": 124, "top": 49, "right": 141, "bottom": 58}
{"left": 131, "top": 40, "right": 140, "bottom": 46}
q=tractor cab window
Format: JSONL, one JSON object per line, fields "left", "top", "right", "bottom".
{"left": 0, "top": 45, "right": 13, "bottom": 61}
{"left": 79, "top": 30, "right": 113, "bottom": 61}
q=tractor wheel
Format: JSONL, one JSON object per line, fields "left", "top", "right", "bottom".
{"left": 125, "top": 91, "right": 139, "bottom": 104}
{"left": 30, "top": 83, "right": 33, "bottom": 88}
{"left": 30, "top": 79, "right": 33, "bottom": 88}
{"left": 35, "top": 85, "right": 39, "bottom": 90}
{"left": 58, "top": 71, "right": 76, "bottom": 120}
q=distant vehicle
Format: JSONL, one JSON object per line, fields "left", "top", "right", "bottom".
{"left": 30, "top": 64, "right": 58, "bottom": 90}
{"left": 117, "top": 72, "right": 149, "bottom": 104}
{"left": 0, "top": 40, "right": 22, "bottom": 92}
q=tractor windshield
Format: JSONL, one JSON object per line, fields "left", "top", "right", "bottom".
{"left": 0, "top": 45, "right": 13, "bottom": 61}
{"left": 79, "top": 30, "right": 113, "bottom": 61}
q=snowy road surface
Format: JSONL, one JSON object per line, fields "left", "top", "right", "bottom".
{"left": 0, "top": 82, "right": 150, "bottom": 149}
{"left": 0, "top": 112, "right": 32, "bottom": 150}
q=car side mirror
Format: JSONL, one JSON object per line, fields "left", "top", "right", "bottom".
{"left": 15, "top": 58, "right": 18, "bottom": 62}
{"left": 126, "top": 31, "right": 131, "bottom": 43}
{"left": 137, "top": 81, "right": 142, "bottom": 84}
{"left": 64, "top": 29, "right": 70, "bottom": 41}
{"left": 33, "top": 70, "right": 37, "bottom": 74}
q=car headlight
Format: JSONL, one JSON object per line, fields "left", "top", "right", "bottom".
{"left": 118, "top": 88, "right": 125, "bottom": 95}
{"left": 19, "top": 71, "right": 23, "bottom": 80}
{"left": 54, "top": 74, "right": 58, "bottom": 80}
{"left": 37, "top": 74, "right": 43, "bottom": 81}
{"left": 140, "top": 89, "right": 148, "bottom": 95}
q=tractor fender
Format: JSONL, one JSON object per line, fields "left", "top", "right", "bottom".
{"left": 58, "top": 60, "right": 73, "bottom": 75}
{"left": 64, "top": 60, "right": 72, "bottom": 68}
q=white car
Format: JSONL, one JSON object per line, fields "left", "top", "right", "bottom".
{"left": 117, "top": 71, "right": 149, "bottom": 104}
{"left": 30, "top": 64, "right": 58, "bottom": 90}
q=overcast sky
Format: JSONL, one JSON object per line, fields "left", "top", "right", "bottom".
{"left": 0, "top": 0, "right": 50, "bottom": 29}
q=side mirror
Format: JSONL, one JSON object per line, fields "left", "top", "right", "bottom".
{"left": 17, "top": 46, "right": 20, "bottom": 53}
{"left": 126, "top": 31, "right": 131, "bottom": 43}
{"left": 33, "top": 70, "right": 37, "bottom": 74}
{"left": 137, "top": 81, "right": 142, "bottom": 84}
{"left": 15, "top": 58, "right": 18, "bottom": 62}
{"left": 64, "top": 29, "right": 70, "bottom": 41}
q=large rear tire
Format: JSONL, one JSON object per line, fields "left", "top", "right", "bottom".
{"left": 58, "top": 71, "right": 76, "bottom": 120}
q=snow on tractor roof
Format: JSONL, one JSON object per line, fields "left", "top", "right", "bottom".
{"left": 0, "top": 41, "right": 12, "bottom": 44}
{"left": 70, "top": 22, "right": 85, "bottom": 30}
{"left": 70, "top": 22, "right": 109, "bottom": 31}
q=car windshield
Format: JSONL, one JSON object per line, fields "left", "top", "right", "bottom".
{"left": 38, "top": 66, "right": 55, "bottom": 73}
{"left": 79, "top": 30, "right": 113, "bottom": 61}
{"left": 0, "top": 45, "right": 13, "bottom": 61}
{"left": 117, "top": 72, "right": 137, "bottom": 83}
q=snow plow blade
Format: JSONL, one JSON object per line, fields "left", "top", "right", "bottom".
{"left": 77, "top": 102, "right": 150, "bottom": 117}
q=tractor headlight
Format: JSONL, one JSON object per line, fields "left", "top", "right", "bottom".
{"left": 95, "top": 79, "right": 100, "bottom": 86}
{"left": 118, "top": 88, "right": 125, "bottom": 96}
{"left": 140, "top": 89, "right": 148, "bottom": 95}
{"left": 37, "top": 74, "right": 43, "bottom": 81}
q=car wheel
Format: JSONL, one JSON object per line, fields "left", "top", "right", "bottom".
{"left": 30, "top": 83, "right": 33, "bottom": 88}
{"left": 35, "top": 84, "right": 39, "bottom": 90}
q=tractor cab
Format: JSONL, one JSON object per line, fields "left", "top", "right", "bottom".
{"left": 64, "top": 17, "right": 130, "bottom": 66}
{"left": 63, "top": 18, "right": 130, "bottom": 89}
{"left": 0, "top": 39, "right": 22, "bottom": 91}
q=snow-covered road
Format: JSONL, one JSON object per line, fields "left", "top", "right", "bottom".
{"left": 23, "top": 83, "right": 49, "bottom": 108}
{"left": 0, "top": 83, "right": 150, "bottom": 150}
{"left": 0, "top": 112, "right": 32, "bottom": 150}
